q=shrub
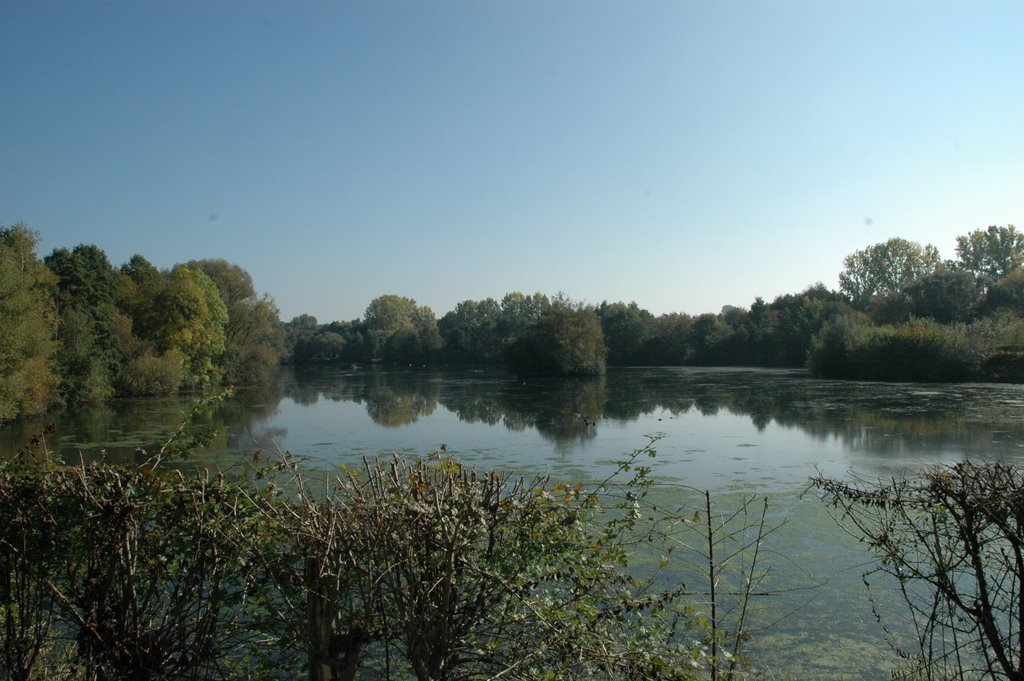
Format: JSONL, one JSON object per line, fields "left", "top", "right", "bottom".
{"left": 856, "top": 320, "right": 973, "bottom": 382}
{"left": 814, "top": 461, "right": 1024, "bottom": 680}
{"left": 276, "top": 454, "right": 706, "bottom": 680}
{"left": 809, "top": 317, "right": 975, "bottom": 382}
{"left": 118, "top": 352, "right": 184, "bottom": 395}
{"left": 1, "top": 431, "right": 773, "bottom": 680}
{"left": 806, "top": 313, "right": 870, "bottom": 379}
{"left": 0, "top": 462, "right": 270, "bottom": 680}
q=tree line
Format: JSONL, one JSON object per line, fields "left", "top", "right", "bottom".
{"left": 284, "top": 224, "right": 1024, "bottom": 383}
{"left": 0, "top": 223, "right": 282, "bottom": 422}
{"left": 6, "top": 221, "right": 1024, "bottom": 423}
{"left": 283, "top": 287, "right": 850, "bottom": 373}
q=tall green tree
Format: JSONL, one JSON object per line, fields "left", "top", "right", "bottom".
{"left": 294, "top": 331, "right": 346, "bottom": 362}
{"left": 45, "top": 244, "right": 124, "bottom": 401}
{"left": 508, "top": 296, "right": 606, "bottom": 376}
{"left": 839, "top": 238, "right": 941, "bottom": 308}
{"left": 902, "top": 269, "right": 980, "bottom": 323}
{"left": 598, "top": 301, "right": 656, "bottom": 366}
{"left": 0, "top": 223, "right": 57, "bottom": 420}
{"left": 133, "top": 265, "right": 228, "bottom": 387}
{"left": 188, "top": 259, "right": 282, "bottom": 384}
{"left": 689, "top": 312, "right": 736, "bottom": 365}
{"left": 118, "top": 254, "right": 161, "bottom": 319}
{"left": 955, "top": 224, "right": 1024, "bottom": 278}
{"left": 766, "top": 285, "right": 850, "bottom": 366}
{"left": 364, "top": 295, "right": 443, "bottom": 363}
{"left": 439, "top": 298, "right": 502, "bottom": 364}
{"left": 643, "top": 313, "right": 693, "bottom": 365}
{"left": 113, "top": 254, "right": 186, "bottom": 395}
{"left": 978, "top": 268, "right": 1024, "bottom": 316}
{"left": 282, "top": 314, "right": 320, "bottom": 363}
{"left": 498, "top": 291, "right": 550, "bottom": 340}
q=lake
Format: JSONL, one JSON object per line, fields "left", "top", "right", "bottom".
{"left": 5, "top": 365, "right": 1024, "bottom": 678}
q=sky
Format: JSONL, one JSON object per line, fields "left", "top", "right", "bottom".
{"left": 2, "top": 1, "right": 1022, "bottom": 323}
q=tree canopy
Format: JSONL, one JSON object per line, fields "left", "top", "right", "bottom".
{"left": 0, "top": 224, "right": 57, "bottom": 420}
{"left": 189, "top": 259, "right": 283, "bottom": 384}
{"left": 438, "top": 298, "right": 502, "bottom": 364}
{"left": 0, "top": 229, "right": 286, "bottom": 417}
{"left": 508, "top": 296, "right": 607, "bottom": 376}
{"left": 838, "top": 237, "right": 941, "bottom": 307}
{"left": 955, "top": 224, "right": 1024, "bottom": 278}
{"left": 364, "top": 294, "right": 443, "bottom": 363}
{"left": 45, "top": 243, "right": 124, "bottom": 401}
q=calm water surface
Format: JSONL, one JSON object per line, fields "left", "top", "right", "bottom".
{"left": 5, "top": 366, "right": 1024, "bottom": 678}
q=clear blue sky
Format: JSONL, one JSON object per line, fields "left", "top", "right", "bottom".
{"left": 2, "top": 1, "right": 1022, "bottom": 323}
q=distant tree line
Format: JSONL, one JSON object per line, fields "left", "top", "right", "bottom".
{"left": 284, "top": 224, "right": 1024, "bottom": 384}
{"left": 284, "top": 292, "right": 609, "bottom": 377}
{"left": 0, "top": 222, "right": 282, "bottom": 421}
{"left": 283, "top": 287, "right": 853, "bottom": 376}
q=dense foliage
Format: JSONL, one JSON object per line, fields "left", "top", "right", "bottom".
{"left": 809, "top": 226, "right": 1024, "bottom": 382}
{"left": 188, "top": 259, "right": 284, "bottom": 385}
{"left": 0, "top": 223, "right": 283, "bottom": 422}
{"left": 284, "top": 286, "right": 852, "bottom": 375}
{"left": 0, "top": 430, "right": 773, "bottom": 680}
{"left": 0, "top": 225, "right": 57, "bottom": 421}
{"left": 506, "top": 296, "right": 607, "bottom": 376}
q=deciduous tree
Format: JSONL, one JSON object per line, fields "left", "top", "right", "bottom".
{"left": 814, "top": 461, "right": 1024, "bottom": 679}
{"left": 980, "top": 269, "right": 1024, "bottom": 316}
{"left": 498, "top": 291, "right": 550, "bottom": 340}
{"left": 902, "top": 268, "right": 980, "bottom": 323}
{"left": 955, "top": 224, "right": 1024, "bottom": 278}
{"left": 598, "top": 301, "right": 656, "bottom": 366}
{"left": 839, "top": 238, "right": 941, "bottom": 308}
{"left": 439, "top": 298, "right": 502, "bottom": 363}
{"left": 45, "top": 243, "right": 124, "bottom": 401}
{"left": 364, "top": 294, "right": 443, "bottom": 364}
{"left": 508, "top": 296, "right": 607, "bottom": 376}
{"left": 136, "top": 265, "right": 228, "bottom": 387}
{"left": 189, "top": 259, "right": 283, "bottom": 384}
{"left": 0, "top": 223, "right": 57, "bottom": 420}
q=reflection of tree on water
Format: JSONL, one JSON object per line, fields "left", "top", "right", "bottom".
{"left": 1, "top": 379, "right": 287, "bottom": 465}
{"left": 439, "top": 374, "right": 505, "bottom": 426}
{"left": 428, "top": 373, "right": 606, "bottom": 448}
{"left": 283, "top": 377, "right": 323, "bottom": 406}
{"left": 365, "top": 386, "right": 438, "bottom": 427}
{"left": 492, "top": 377, "right": 605, "bottom": 448}
{"left": 12, "top": 366, "right": 1024, "bottom": 463}
{"left": 209, "top": 381, "right": 287, "bottom": 456}
{"left": 277, "top": 366, "right": 1024, "bottom": 456}
{"left": 283, "top": 367, "right": 606, "bottom": 447}
{"left": 283, "top": 366, "right": 442, "bottom": 427}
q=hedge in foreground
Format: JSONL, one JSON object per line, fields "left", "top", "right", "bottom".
{"left": 1, "top": 438, "right": 764, "bottom": 681}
